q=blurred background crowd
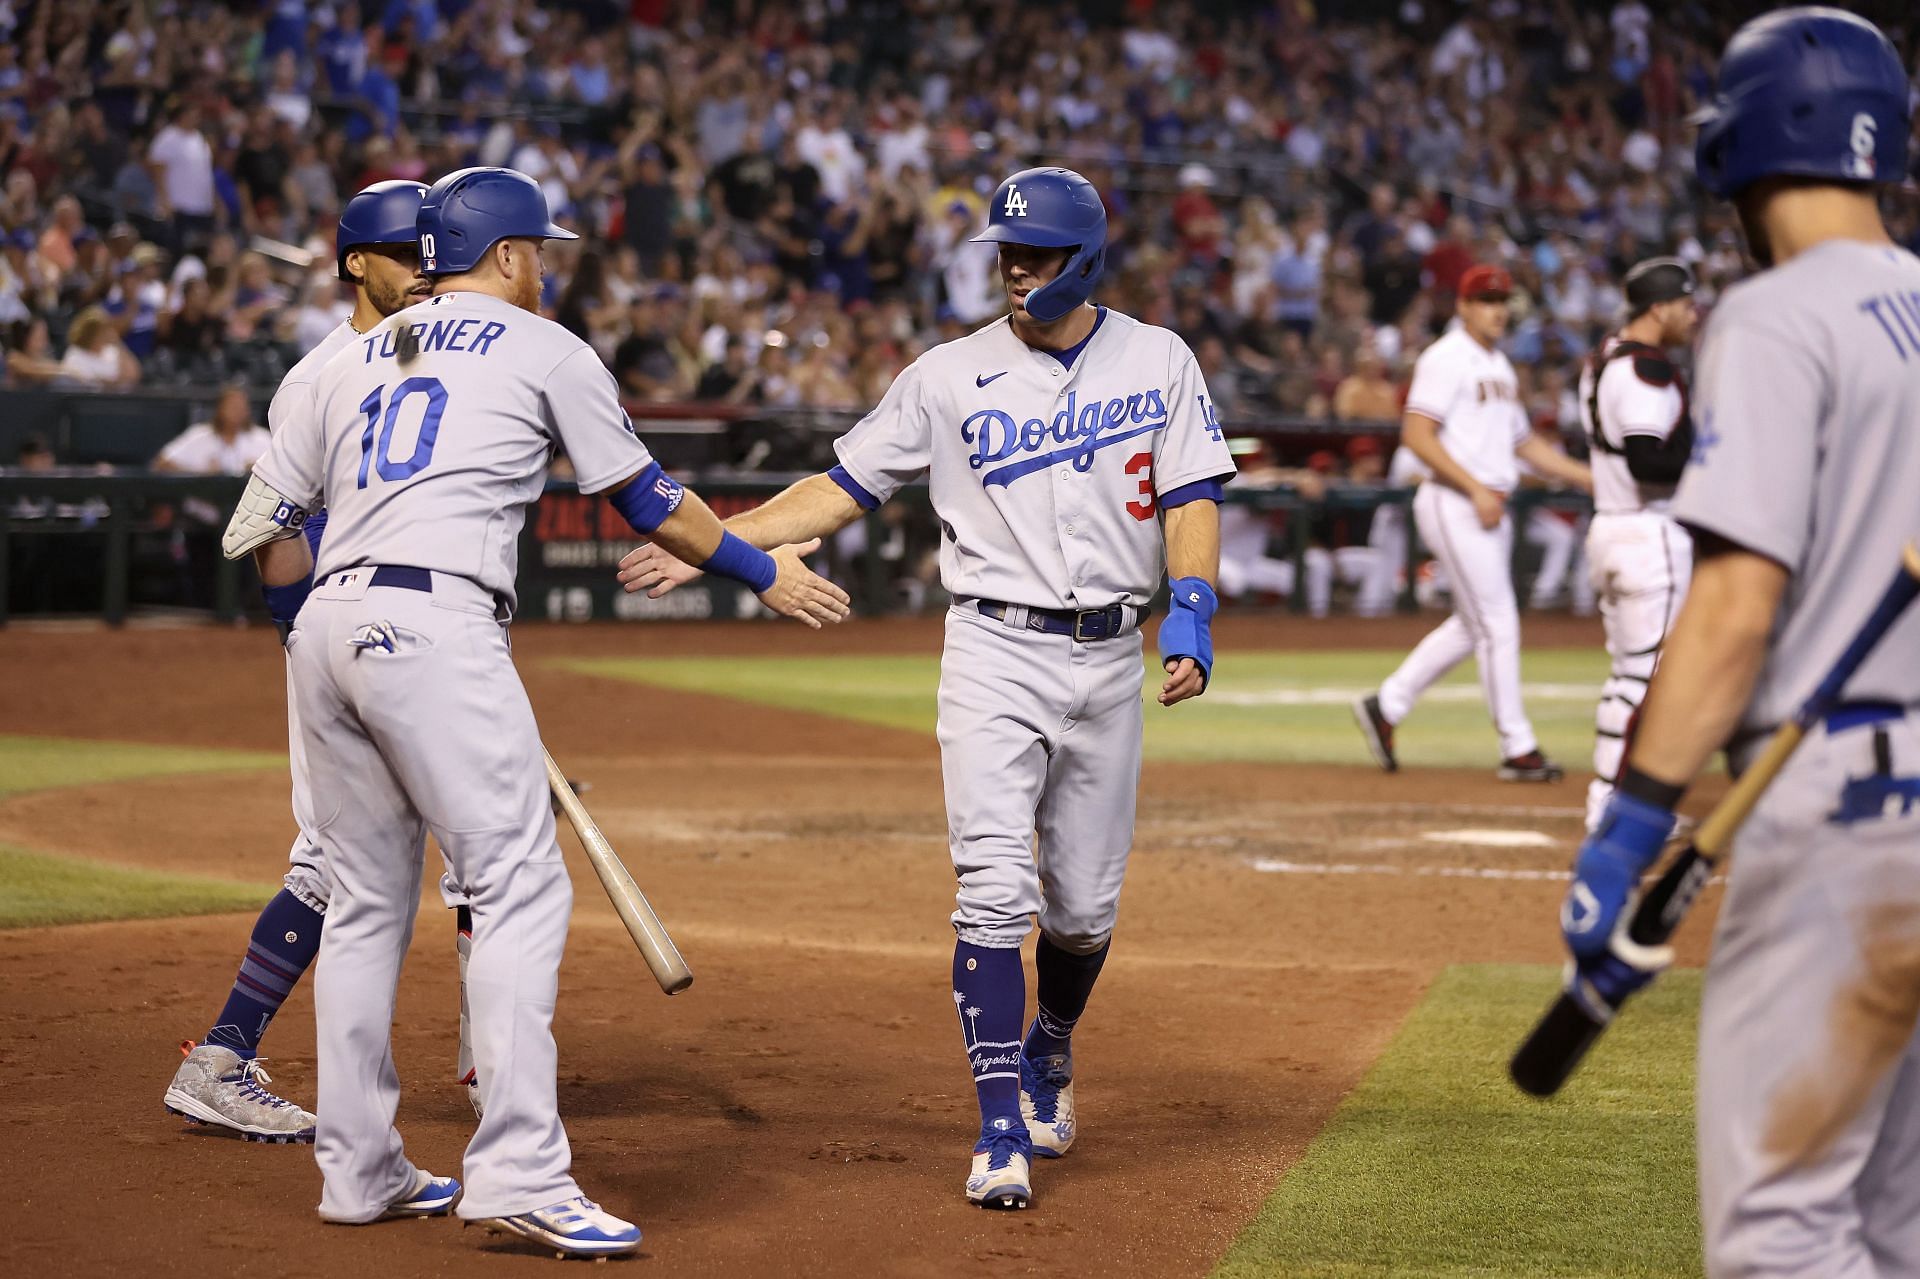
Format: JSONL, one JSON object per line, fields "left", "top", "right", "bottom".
{"left": 2, "top": 0, "right": 1914, "bottom": 435}
{"left": 0, "top": 0, "right": 1915, "bottom": 619}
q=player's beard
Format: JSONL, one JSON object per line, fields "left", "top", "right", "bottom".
{"left": 368, "top": 273, "right": 421, "bottom": 318}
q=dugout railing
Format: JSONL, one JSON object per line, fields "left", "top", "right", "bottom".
{"left": 0, "top": 469, "right": 1592, "bottom": 627}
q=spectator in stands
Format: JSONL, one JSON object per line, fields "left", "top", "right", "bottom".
{"left": 57, "top": 305, "right": 140, "bottom": 388}
{"left": 151, "top": 383, "right": 268, "bottom": 475}
{"left": 158, "top": 277, "right": 227, "bottom": 379}
{"left": 1333, "top": 346, "right": 1402, "bottom": 422}
{"left": 3, "top": 319, "right": 63, "bottom": 388}
{"left": 224, "top": 253, "right": 288, "bottom": 343}
{"left": 148, "top": 99, "right": 218, "bottom": 249}
{"left": 106, "top": 242, "right": 167, "bottom": 361}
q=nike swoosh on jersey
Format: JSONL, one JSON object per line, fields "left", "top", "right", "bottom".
{"left": 976, "top": 371, "right": 1009, "bottom": 387}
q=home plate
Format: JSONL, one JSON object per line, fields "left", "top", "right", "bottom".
{"left": 1421, "top": 828, "right": 1559, "bottom": 849}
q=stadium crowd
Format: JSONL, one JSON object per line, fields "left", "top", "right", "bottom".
{"left": 2, "top": 0, "right": 1914, "bottom": 437}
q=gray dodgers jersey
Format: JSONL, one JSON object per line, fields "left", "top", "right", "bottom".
{"left": 833, "top": 309, "right": 1235, "bottom": 610}
{"left": 1673, "top": 240, "right": 1920, "bottom": 728}
{"left": 268, "top": 319, "right": 359, "bottom": 435}
{"left": 253, "top": 290, "right": 653, "bottom": 608}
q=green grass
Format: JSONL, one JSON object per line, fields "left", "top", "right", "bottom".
{"left": 1214, "top": 964, "right": 1702, "bottom": 1279}
{"left": 0, "top": 844, "right": 272, "bottom": 928}
{"left": 0, "top": 734, "right": 284, "bottom": 797}
{"left": 0, "top": 735, "right": 284, "bottom": 927}
{"left": 554, "top": 649, "right": 1614, "bottom": 768}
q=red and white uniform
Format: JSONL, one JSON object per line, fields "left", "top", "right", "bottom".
{"left": 1577, "top": 336, "right": 1692, "bottom": 829}
{"left": 1376, "top": 324, "right": 1541, "bottom": 758}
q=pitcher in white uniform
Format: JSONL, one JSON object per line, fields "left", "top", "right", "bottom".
{"left": 617, "top": 166, "right": 1235, "bottom": 1212}
{"left": 1352, "top": 264, "right": 1592, "bottom": 779}
{"left": 1556, "top": 12, "right": 1920, "bottom": 1274}
{"left": 1577, "top": 257, "right": 1700, "bottom": 830}
{"left": 223, "top": 167, "right": 848, "bottom": 1258}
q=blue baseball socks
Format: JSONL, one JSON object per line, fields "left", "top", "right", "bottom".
{"left": 204, "top": 889, "right": 323, "bottom": 1057}
{"left": 1026, "top": 934, "right": 1109, "bottom": 1058}
{"left": 952, "top": 940, "right": 1025, "bottom": 1135}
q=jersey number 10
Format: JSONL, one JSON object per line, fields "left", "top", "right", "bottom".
{"left": 357, "top": 377, "right": 448, "bottom": 488}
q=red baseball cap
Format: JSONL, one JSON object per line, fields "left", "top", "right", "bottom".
{"left": 1344, "top": 435, "right": 1382, "bottom": 461}
{"left": 1307, "top": 449, "right": 1339, "bottom": 473}
{"left": 1458, "top": 264, "right": 1513, "bottom": 300}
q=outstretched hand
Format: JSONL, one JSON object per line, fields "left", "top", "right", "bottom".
{"left": 757, "top": 538, "right": 851, "bottom": 629}
{"left": 617, "top": 541, "right": 701, "bottom": 596}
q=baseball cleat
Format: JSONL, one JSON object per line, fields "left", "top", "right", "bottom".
{"left": 965, "top": 1125, "right": 1033, "bottom": 1210}
{"left": 460, "top": 1068, "right": 483, "bottom": 1120}
{"left": 1020, "top": 1047, "right": 1076, "bottom": 1158}
{"left": 380, "top": 1168, "right": 462, "bottom": 1219}
{"left": 1498, "top": 751, "right": 1566, "bottom": 783}
{"left": 1352, "top": 694, "right": 1398, "bottom": 772}
{"left": 164, "top": 1040, "right": 316, "bottom": 1143}
{"left": 481, "top": 1196, "right": 641, "bottom": 1259}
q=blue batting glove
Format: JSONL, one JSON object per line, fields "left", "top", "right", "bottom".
{"left": 1560, "top": 792, "right": 1675, "bottom": 961}
{"left": 1565, "top": 944, "right": 1667, "bottom": 1022}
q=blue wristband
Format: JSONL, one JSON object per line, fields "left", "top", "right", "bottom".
{"left": 262, "top": 576, "right": 312, "bottom": 645}
{"left": 699, "top": 531, "right": 778, "bottom": 593}
{"left": 608, "top": 462, "right": 687, "bottom": 534}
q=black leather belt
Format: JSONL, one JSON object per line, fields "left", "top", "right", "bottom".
{"left": 976, "top": 599, "right": 1144, "bottom": 641}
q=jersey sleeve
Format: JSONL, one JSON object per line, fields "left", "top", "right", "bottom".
{"left": 1670, "top": 310, "right": 1826, "bottom": 570}
{"left": 831, "top": 359, "right": 932, "bottom": 504}
{"left": 1153, "top": 338, "right": 1235, "bottom": 495}
{"left": 1403, "top": 342, "right": 1461, "bottom": 422}
{"left": 250, "top": 386, "right": 327, "bottom": 507}
{"left": 1598, "top": 358, "right": 1684, "bottom": 441}
{"left": 540, "top": 346, "right": 656, "bottom": 495}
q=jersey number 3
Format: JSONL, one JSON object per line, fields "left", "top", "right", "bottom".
{"left": 357, "top": 377, "right": 448, "bottom": 488}
{"left": 1125, "top": 451, "right": 1155, "bottom": 520}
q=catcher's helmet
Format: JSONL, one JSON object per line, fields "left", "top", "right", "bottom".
{"left": 1693, "top": 7, "right": 1910, "bottom": 199}
{"left": 336, "top": 180, "right": 429, "bottom": 282}
{"left": 1623, "top": 258, "right": 1696, "bottom": 316}
{"left": 416, "top": 167, "right": 578, "bottom": 276}
{"left": 970, "top": 167, "right": 1107, "bottom": 324}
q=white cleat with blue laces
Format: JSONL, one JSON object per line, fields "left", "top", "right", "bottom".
{"left": 965, "top": 1122, "right": 1033, "bottom": 1210}
{"left": 483, "top": 1195, "right": 642, "bottom": 1259}
{"left": 1020, "top": 1048, "right": 1077, "bottom": 1158}
{"left": 163, "top": 1041, "right": 317, "bottom": 1143}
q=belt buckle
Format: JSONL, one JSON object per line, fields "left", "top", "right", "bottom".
{"left": 1072, "top": 605, "right": 1119, "bottom": 642}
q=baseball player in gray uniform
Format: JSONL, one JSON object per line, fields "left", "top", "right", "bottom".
{"left": 1556, "top": 11, "right": 1920, "bottom": 1275}
{"left": 1576, "top": 257, "right": 1700, "bottom": 832}
{"left": 224, "top": 167, "right": 849, "bottom": 1256}
{"left": 164, "top": 181, "right": 480, "bottom": 1145}
{"left": 618, "top": 166, "right": 1234, "bottom": 1210}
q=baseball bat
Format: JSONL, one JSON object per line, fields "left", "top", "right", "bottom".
{"left": 1510, "top": 540, "right": 1920, "bottom": 1098}
{"left": 543, "top": 748, "right": 694, "bottom": 995}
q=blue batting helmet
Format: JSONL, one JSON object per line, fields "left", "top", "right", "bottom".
{"left": 336, "top": 180, "right": 429, "bottom": 282}
{"left": 416, "top": 167, "right": 578, "bottom": 276}
{"left": 1693, "top": 7, "right": 1910, "bottom": 199}
{"left": 970, "top": 167, "right": 1107, "bottom": 324}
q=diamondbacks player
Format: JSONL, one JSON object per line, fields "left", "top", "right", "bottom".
{"left": 224, "top": 167, "right": 848, "bottom": 1256}
{"left": 164, "top": 182, "right": 461, "bottom": 1144}
{"left": 618, "top": 166, "right": 1234, "bottom": 1210}
{"left": 1577, "top": 258, "right": 1699, "bottom": 830}
{"left": 1352, "top": 265, "right": 1592, "bottom": 778}
{"left": 1555, "top": 11, "right": 1920, "bottom": 1273}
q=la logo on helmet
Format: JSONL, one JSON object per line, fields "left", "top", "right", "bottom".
{"left": 1004, "top": 186, "right": 1027, "bottom": 217}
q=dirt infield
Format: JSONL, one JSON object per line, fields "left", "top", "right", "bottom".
{"left": 0, "top": 614, "right": 1715, "bottom": 1276}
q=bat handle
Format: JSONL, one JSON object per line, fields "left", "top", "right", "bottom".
{"left": 1510, "top": 993, "right": 1607, "bottom": 1097}
{"left": 1509, "top": 847, "right": 1710, "bottom": 1097}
